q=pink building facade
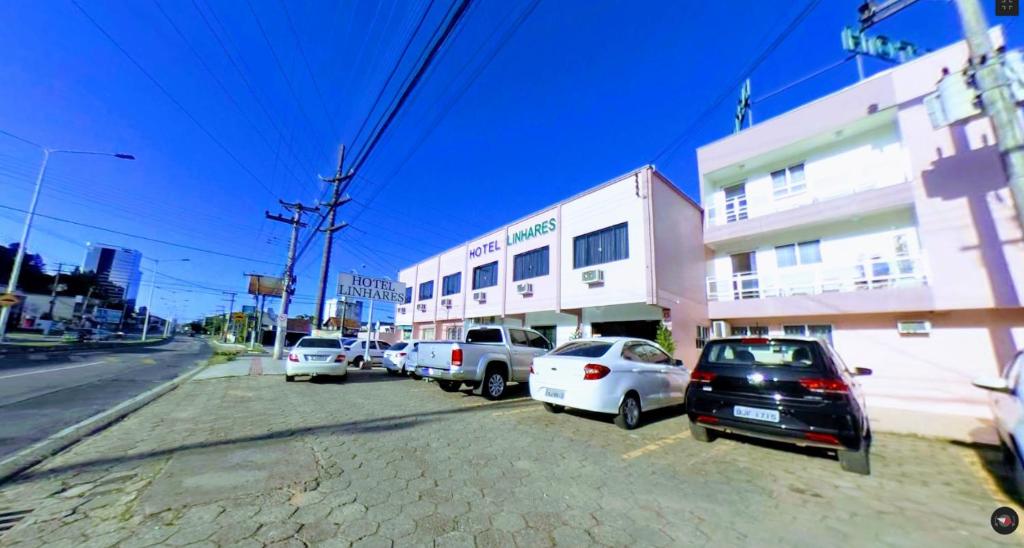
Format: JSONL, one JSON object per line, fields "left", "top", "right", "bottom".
{"left": 697, "top": 31, "right": 1024, "bottom": 441}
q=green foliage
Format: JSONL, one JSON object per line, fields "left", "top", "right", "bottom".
{"left": 656, "top": 322, "right": 675, "bottom": 357}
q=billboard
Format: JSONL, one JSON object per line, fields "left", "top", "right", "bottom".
{"left": 337, "top": 273, "right": 406, "bottom": 303}
{"left": 247, "top": 275, "right": 284, "bottom": 297}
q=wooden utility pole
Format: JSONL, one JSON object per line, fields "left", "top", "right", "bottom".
{"left": 313, "top": 145, "right": 352, "bottom": 330}
{"left": 266, "top": 200, "right": 320, "bottom": 359}
{"left": 47, "top": 263, "right": 67, "bottom": 320}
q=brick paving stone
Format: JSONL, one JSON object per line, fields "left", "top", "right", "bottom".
{"left": 435, "top": 530, "right": 475, "bottom": 548}
{"left": 254, "top": 521, "right": 301, "bottom": 544}
{"left": 298, "top": 521, "right": 341, "bottom": 544}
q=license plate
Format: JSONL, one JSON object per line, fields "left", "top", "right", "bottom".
{"left": 545, "top": 388, "right": 565, "bottom": 399}
{"left": 310, "top": 354, "right": 330, "bottom": 361}
{"left": 422, "top": 368, "right": 432, "bottom": 376}
{"left": 733, "top": 405, "right": 779, "bottom": 423}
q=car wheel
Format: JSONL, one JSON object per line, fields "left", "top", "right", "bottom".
{"left": 839, "top": 445, "right": 871, "bottom": 475}
{"left": 689, "top": 419, "right": 716, "bottom": 442}
{"left": 614, "top": 393, "right": 642, "bottom": 430}
{"left": 352, "top": 356, "right": 363, "bottom": 369}
{"left": 543, "top": 402, "right": 564, "bottom": 414}
{"left": 386, "top": 368, "right": 398, "bottom": 376}
{"left": 438, "top": 380, "right": 462, "bottom": 392}
{"left": 484, "top": 368, "right": 507, "bottom": 401}
{"left": 285, "top": 375, "right": 295, "bottom": 383}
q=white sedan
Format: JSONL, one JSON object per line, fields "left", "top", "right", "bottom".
{"left": 383, "top": 340, "right": 417, "bottom": 375}
{"left": 286, "top": 336, "right": 348, "bottom": 382}
{"left": 529, "top": 337, "right": 689, "bottom": 429}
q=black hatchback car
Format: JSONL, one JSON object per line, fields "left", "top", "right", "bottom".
{"left": 685, "top": 336, "right": 873, "bottom": 474}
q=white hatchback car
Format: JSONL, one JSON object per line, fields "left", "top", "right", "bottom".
{"left": 974, "top": 349, "right": 1024, "bottom": 493}
{"left": 342, "top": 339, "right": 391, "bottom": 368}
{"left": 530, "top": 338, "right": 690, "bottom": 429}
{"left": 383, "top": 341, "right": 417, "bottom": 375}
{"left": 286, "top": 337, "right": 348, "bottom": 382}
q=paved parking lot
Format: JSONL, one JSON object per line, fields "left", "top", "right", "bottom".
{"left": 0, "top": 366, "right": 1021, "bottom": 547}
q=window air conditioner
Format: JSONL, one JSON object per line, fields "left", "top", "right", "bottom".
{"left": 417, "top": 304, "right": 427, "bottom": 312}
{"left": 516, "top": 283, "right": 533, "bottom": 296}
{"left": 398, "top": 307, "right": 407, "bottom": 315}
{"left": 582, "top": 269, "right": 604, "bottom": 284}
{"left": 440, "top": 298, "right": 452, "bottom": 307}
{"left": 711, "top": 320, "right": 730, "bottom": 339}
{"left": 472, "top": 291, "right": 486, "bottom": 303}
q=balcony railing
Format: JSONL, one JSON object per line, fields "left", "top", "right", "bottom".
{"left": 706, "top": 255, "right": 928, "bottom": 302}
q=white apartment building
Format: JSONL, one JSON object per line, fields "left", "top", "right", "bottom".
{"left": 395, "top": 166, "right": 709, "bottom": 367}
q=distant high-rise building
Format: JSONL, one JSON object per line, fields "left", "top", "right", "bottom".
{"left": 83, "top": 243, "right": 143, "bottom": 309}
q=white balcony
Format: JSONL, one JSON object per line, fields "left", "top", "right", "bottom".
{"left": 707, "top": 255, "right": 929, "bottom": 302}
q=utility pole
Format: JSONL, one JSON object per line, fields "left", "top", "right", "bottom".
{"left": 47, "top": 263, "right": 66, "bottom": 320}
{"left": 222, "top": 291, "right": 237, "bottom": 342}
{"left": 313, "top": 145, "right": 352, "bottom": 330}
{"left": 266, "top": 200, "right": 320, "bottom": 359}
{"left": 953, "top": 0, "right": 1024, "bottom": 230}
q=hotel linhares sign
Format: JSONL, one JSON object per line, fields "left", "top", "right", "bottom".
{"left": 469, "top": 217, "right": 557, "bottom": 258}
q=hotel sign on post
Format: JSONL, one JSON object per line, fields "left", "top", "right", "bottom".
{"left": 337, "top": 273, "right": 407, "bottom": 303}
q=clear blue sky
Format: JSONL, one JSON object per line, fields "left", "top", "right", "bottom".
{"left": 0, "top": 0, "right": 1000, "bottom": 322}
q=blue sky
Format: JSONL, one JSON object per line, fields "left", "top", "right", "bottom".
{"left": 0, "top": 1, "right": 998, "bottom": 322}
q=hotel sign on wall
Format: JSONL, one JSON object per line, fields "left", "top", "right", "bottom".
{"left": 507, "top": 217, "right": 556, "bottom": 246}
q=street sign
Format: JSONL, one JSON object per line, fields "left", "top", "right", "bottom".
{"left": 841, "top": 27, "right": 918, "bottom": 63}
{"left": 242, "top": 305, "right": 256, "bottom": 314}
{"left": 0, "top": 293, "right": 20, "bottom": 308}
{"left": 337, "top": 273, "right": 407, "bottom": 304}
{"left": 232, "top": 312, "right": 246, "bottom": 322}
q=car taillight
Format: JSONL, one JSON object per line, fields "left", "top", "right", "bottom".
{"left": 288, "top": 353, "right": 299, "bottom": 362}
{"left": 529, "top": 364, "right": 534, "bottom": 374}
{"left": 335, "top": 354, "right": 346, "bottom": 362}
{"left": 690, "top": 370, "right": 716, "bottom": 383}
{"left": 399, "top": 352, "right": 407, "bottom": 357}
{"left": 451, "top": 348, "right": 463, "bottom": 366}
{"left": 696, "top": 415, "right": 719, "bottom": 424}
{"left": 804, "top": 432, "right": 840, "bottom": 445}
{"left": 799, "top": 378, "right": 849, "bottom": 394}
{"left": 741, "top": 338, "right": 769, "bottom": 344}
{"left": 583, "top": 364, "right": 610, "bottom": 380}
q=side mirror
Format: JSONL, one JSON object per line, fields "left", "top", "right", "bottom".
{"left": 675, "top": 359, "right": 684, "bottom": 367}
{"left": 973, "top": 376, "right": 1012, "bottom": 393}
{"left": 854, "top": 367, "right": 872, "bottom": 376}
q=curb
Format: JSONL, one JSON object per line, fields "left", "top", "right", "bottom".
{"left": 0, "top": 358, "right": 208, "bottom": 485}
{"left": 0, "top": 336, "right": 174, "bottom": 357}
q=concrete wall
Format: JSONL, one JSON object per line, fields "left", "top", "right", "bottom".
{"left": 413, "top": 256, "right": 440, "bottom": 323}
{"left": 396, "top": 267, "right": 416, "bottom": 326}
{"left": 463, "top": 230, "right": 507, "bottom": 319}
{"left": 504, "top": 207, "right": 559, "bottom": 315}
{"left": 437, "top": 247, "right": 468, "bottom": 320}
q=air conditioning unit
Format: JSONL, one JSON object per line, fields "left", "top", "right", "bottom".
{"left": 711, "top": 320, "right": 730, "bottom": 339}
{"left": 440, "top": 298, "right": 452, "bottom": 307}
{"left": 516, "top": 283, "right": 533, "bottom": 296}
{"left": 582, "top": 269, "right": 605, "bottom": 284}
{"left": 417, "top": 304, "right": 427, "bottom": 312}
{"left": 472, "top": 291, "right": 486, "bottom": 303}
{"left": 398, "top": 307, "right": 407, "bottom": 315}
{"left": 897, "top": 320, "right": 931, "bottom": 335}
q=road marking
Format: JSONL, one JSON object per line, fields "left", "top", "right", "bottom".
{"left": 622, "top": 431, "right": 691, "bottom": 460}
{"left": 0, "top": 361, "right": 107, "bottom": 380}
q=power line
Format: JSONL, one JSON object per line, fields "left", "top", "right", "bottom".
{"left": 0, "top": 128, "right": 43, "bottom": 148}
{"left": 752, "top": 54, "right": 856, "bottom": 105}
{"left": 650, "top": 0, "right": 824, "bottom": 164}
{"left": 0, "top": 203, "right": 284, "bottom": 266}
{"left": 70, "top": 0, "right": 281, "bottom": 200}
{"left": 276, "top": 0, "right": 345, "bottom": 138}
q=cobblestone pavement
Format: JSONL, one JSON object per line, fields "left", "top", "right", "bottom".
{"left": 0, "top": 367, "right": 1021, "bottom": 547}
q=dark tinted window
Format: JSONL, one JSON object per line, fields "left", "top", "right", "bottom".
{"left": 378, "top": 342, "right": 391, "bottom": 350}
{"left": 297, "top": 338, "right": 341, "bottom": 349}
{"left": 512, "top": 246, "right": 550, "bottom": 281}
{"left": 472, "top": 262, "right": 499, "bottom": 289}
{"left": 419, "top": 281, "right": 434, "bottom": 300}
{"left": 442, "top": 272, "right": 462, "bottom": 296}
{"left": 702, "top": 340, "right": 820, "bottom": 368}
{"left": 404, "top": 287, "right": 412, "bottom": 303}
{"left": 573, "top": 222, "right": 629, "bottom": 269}
{"left": 526, "top": 331, "right": 550, "bottom": 350}
{"left": 390, "top": 342, "right": 408, "bottom": 351}
{"left": 551, "top": 341, "right": 613, "bottom": 358}
{"left": 509, "top": 329, "right": 530, "bottom": 346}
{"left": 466, "top": 328, "right": 503, "bottom": 344}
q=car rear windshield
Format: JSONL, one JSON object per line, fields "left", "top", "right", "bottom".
{"left": 390, "top": 342, "right": 408, "bottom": 351}
{"left": 466, "top": 329, "right": 503, "bottom": 344}
{"left": 550, "top": 341, "right": 613, "bottom": 358}
{"left": 702, "top": 339, "right": 820, "bottom": 369}
{"left": 297, "top": 338, "right": 341, "bottom": 349}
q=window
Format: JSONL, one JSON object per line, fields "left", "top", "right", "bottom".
{"left": 702, "top": 340, "right": 821, "bottom": 369}
{"left": 771, "top": 163, "right": 807, "bottom": 199}
{"left": 466, "top": 328, "right": 503, "bottom": 344}
{"left": 784, "top": 324, "right": 833, "bottom": 344}
{"left": 418, "top": 280, "right": 434, "bottom": 300}
{"left": 442, "top": 272, "right": 462, "bottom": 296}
{"left": 513, "top": 246, "right": 550, "bottom": 281}
{"left": 509, "top": 329, "right": 530, "bottom": 347}
{"left": 390, "top": 342, "right": 408, "bottom": 351}
{"left": 636, "top": 343, "right": 672, "bottom": 364}
{"left": 731, "top": 326, "right": 768, "bottom": 337}
{"left": 724, "top": 183, "right": 748, "bottom": 223}
{"left": 573, "top": 222, "right": 629, "bottom": 269}
{"left": 377, "top": 341, "right": 391, "bottom": 350}
{"left": 696, "top": 325, "right": 710, "bottom": 349}
{"left": 775, "top": 240, "right": 821, "bottom": 268}
{"left": 472, "top": 261, "right": 499, "bottom": 289}
{"left": 404, "top": 287, "right": 412, "bottom": 304}
{"left": 551, "top": 341, "right": 613, "bottom": 358}
{"left": 445, "top": 325, "right": 463, "bottom": 340}
{"left": 526, "top": 331, "right": 551, "bottom": 350}
{"left": 420, "top": 327, "right": 435, "bottom": 340}
{"left": 297, "top": 338, "right": 341, "bottom": 349}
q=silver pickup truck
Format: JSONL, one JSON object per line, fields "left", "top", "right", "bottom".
{"left": 415, "top": 325, "right": 553, "bottom": 399}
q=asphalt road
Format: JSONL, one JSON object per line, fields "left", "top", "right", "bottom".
{"left": 0, "top": 337, "right": 209, "bottom": 459}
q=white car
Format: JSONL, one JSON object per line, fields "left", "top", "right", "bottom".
{"left": 974, "top": 349, "right": 1024, "bottom": 493}
{"left": 342, "top": 339, "right": 391, "bottom": 368}
{"left": 286, "top": 336, "right": 348, "bottom": 382}
{"left": 383, "top": 341, "right": 417, "bottom": 375}
{"left": 530, "top": 337, "right": 690, "bottom": 429}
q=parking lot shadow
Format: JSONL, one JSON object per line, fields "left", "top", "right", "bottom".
{"left": 561, "top": 403, "right": 688, "bottom": 429}
{"left": 712, "top": 430, "right": 838, "bottom": 462}
{"left": 955, "top": 440, "right": 1024, "bottom": 506}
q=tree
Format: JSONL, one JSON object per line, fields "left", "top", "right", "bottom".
{"left": 656, "top": 322, "right": 676, "bottom": 357}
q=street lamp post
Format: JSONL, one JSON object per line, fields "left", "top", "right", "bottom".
{"left": 141, "top": 257, "right": 189, "bottom": 341}
{"left": 0, "top": 148, "right": 134, "bottom": 342}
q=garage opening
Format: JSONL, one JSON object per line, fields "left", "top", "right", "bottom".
{"left": 590, "top": 320, "right": 660, "bottom": 342}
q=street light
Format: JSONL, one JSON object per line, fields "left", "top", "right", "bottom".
{"left": 141, "top": 257, "right": 189, "bottom": 341}
{"left": 0, "top": 147, "right": 134, "bottom": 342}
